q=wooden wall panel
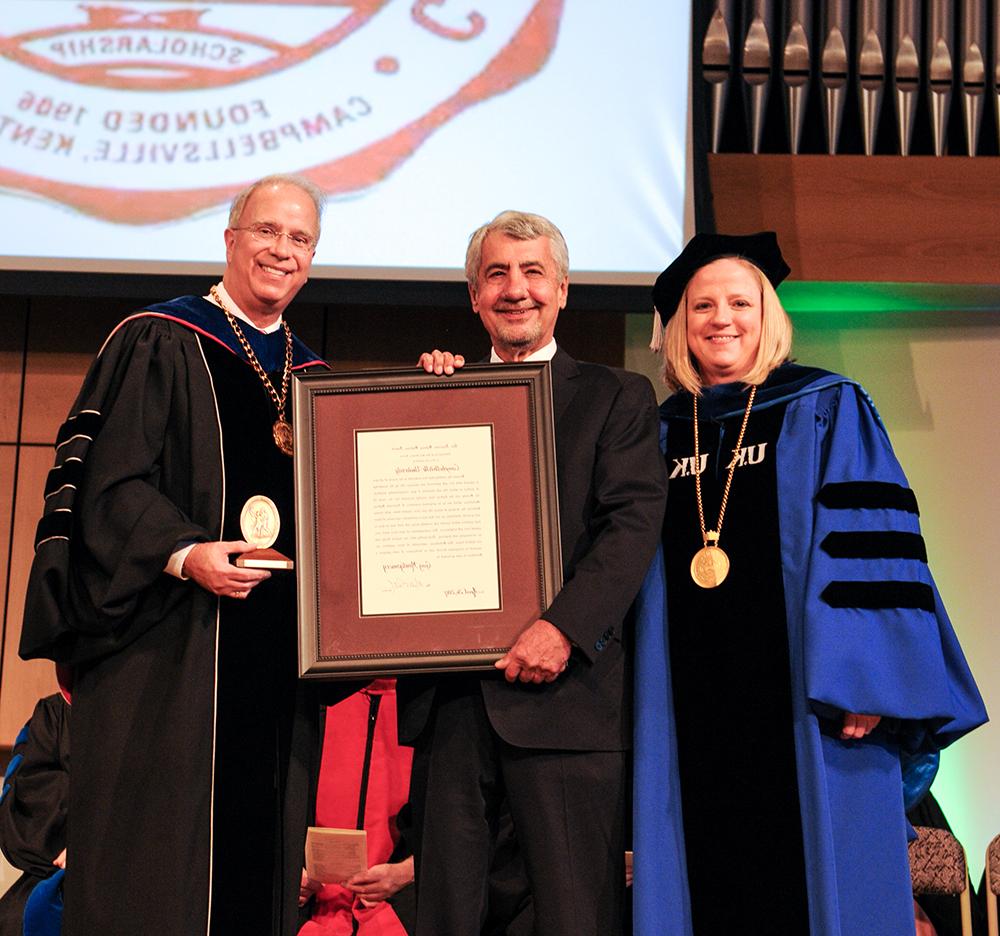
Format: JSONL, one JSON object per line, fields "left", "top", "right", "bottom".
{"left": 0, "top": 446, "right": 56, "bottom": 743}
{"left": 708, "top": 155, "right": 1000, "bottom": 284}
{"left": 21, "top": 300, "right": 127, "bottom": 445}
{"left": 0, "top": 446, "right": 15, "bottom": 677}
{"left": 0, "top": 302, "right": 26, "bottom": 443}
{"left": 558, "top": 310, "right": 626, "bottom": 368}
{"left": 323, "top": 305, "right": 626, "bottom": 371}
{"left": 326, "top": 304, "right": 496, "bottom": 370}
{"left": 286, "top": 302, "right": 325, "bottom": 360}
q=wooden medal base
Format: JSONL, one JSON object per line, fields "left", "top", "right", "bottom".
{"left": 235, "top": 547, "right": 294, "bottom": 570}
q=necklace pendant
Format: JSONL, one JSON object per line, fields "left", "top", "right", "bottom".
{"left": 273, "top": 416, "right": 294, "bottom": 457}
{"left": 690, "top": 543, "right": 730, "bottom": 588}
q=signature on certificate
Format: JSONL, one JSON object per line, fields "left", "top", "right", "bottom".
{"left": 381, "top": 559, "right": 432, "bottom": 574}
{"left": 386, "top": 577, "right": 428, "bottom": 591}
{"left": 443, "top": 586, "right": 481, "bottom": 599}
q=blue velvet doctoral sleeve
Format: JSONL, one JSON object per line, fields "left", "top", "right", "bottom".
{"left": 632, "top": 512, "right": 691, "bottom": 928}
{"left": 799, "top": 383, "right": 986, "bottom": 748}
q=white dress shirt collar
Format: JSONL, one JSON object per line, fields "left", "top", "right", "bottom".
{"left": 489, "top": 338, "right": 558, "bottom": 364}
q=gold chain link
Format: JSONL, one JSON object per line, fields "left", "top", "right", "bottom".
{"left": 693, "top": 384, "right": 757, "bottom": 548}
{"left": 210, "top": 285, "right": 293, "bottom": 418}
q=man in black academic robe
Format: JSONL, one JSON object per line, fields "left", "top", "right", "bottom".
{"left": 398, "top": 211, "right": 666, "bottom": 936}
{"left": 19, "top": 175, "right": 328, "bottom": 936}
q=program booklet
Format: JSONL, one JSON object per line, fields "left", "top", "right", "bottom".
{"left": 305, "top": 827, "right": 367, "bottom": 884}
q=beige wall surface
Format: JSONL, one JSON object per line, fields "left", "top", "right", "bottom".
{"left": 795, "top": 310, "right": 1000, "bottom": 881}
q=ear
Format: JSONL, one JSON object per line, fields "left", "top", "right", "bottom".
{"left": 468, "top": 280, "right": 480, "bottom": 315}
{"left": 224, "top": 227, "right": 236, "bottom": 266}
{"left": 557, "top": 274, "right": 569, "bottom": 310}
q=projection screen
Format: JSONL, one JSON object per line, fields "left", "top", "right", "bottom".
{"left": 0, "top": 1, "right": 690, "bottom": 283}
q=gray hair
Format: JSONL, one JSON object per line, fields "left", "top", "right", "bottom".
{"left": 465, "top": 210, "right": 569, "bottom": 287}
{"left": 228, "top": 174, "right": 326, "bottom": 238}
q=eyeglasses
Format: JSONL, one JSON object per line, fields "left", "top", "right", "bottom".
{"left": 232, "top": 223, "right": 317, "bottom": 254}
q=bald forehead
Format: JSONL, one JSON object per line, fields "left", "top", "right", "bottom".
{"left": 238, "top": 183, "right": 319, "bottom": 234}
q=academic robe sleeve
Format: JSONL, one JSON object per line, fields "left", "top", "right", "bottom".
{"left": 20, "top": 318, "right": 219, "bottom": 663}
{"left": 800, "top": 383, "right": 987, "bottom": 748}
{"left": 632, "top": 543, "right": 692, "bottom": 936}
{"left": 0, "top": 695, "right": 69, "bottom": 877}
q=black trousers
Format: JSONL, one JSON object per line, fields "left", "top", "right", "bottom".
{"left": 407, "top": 677, "right": 626, "bottom": 936}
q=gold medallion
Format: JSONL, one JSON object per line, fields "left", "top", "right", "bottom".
{"left": 210, "top": 286, "right": 295, "bottom": 458}
{"left": 690, "top": 386, "right": 756, "bottom": 592}
{"left": 240, "top": 495, "right": 281, "bottom": 549}
{"left": 690, "top": 544, "right": 730, "bottom": 588}
{"left": 273, "top": 417, "right": 294, "bottom": 457}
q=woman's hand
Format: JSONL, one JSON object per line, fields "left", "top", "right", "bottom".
{"left": 345, "top": 856, "right": 415, "bottom": 905}
{"left": 839, "top": 712, "right": 881, "bottom": 740}
{"left": 299, "top": 868, "right": 322, "bottom": 906}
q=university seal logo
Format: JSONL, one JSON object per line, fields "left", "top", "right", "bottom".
{"left": 0, "top": 0, "right": 563, "bottom": 223}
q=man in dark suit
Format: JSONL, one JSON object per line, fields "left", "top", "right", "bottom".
{"left": 399, "top": 211, "right": 667, "bottom": 936}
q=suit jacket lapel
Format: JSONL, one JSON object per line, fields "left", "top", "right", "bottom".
{"left": 550, "top": 347, "right": 580, "bottom": 428}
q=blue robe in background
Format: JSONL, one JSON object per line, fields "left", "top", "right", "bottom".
{"left": 633, "top": 365, "right": 987, "bottom": 936}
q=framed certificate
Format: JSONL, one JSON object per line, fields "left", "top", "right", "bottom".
{"left": 293, "top": 363, "right": 562, "bottom": 678}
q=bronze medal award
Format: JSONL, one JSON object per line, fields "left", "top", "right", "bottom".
{"left": 235, "top": 494, "right": 294, "bottom": 570}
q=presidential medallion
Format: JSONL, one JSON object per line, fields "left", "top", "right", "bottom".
{"left": 690, "top": 544, "right": 730, "bottom": 589}
{"left": 236, "top": 494, "right": 294, "bottom": 569}
{"left": 211, "top": 286, "right": 295, "bottom": 458}
{"left": 273, "top": 417, "right": 294, "bottom": 457}
{"left": 690, "top": 386, "right": 757, "bottom": 591}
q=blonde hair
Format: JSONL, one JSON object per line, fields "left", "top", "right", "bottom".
{"left": 660, "top": 259, "right": 792, "bottom": 395}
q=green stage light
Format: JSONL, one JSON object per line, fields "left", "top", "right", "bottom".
{"left": 779, "top": 282, "right": 1000, "bottom": 315}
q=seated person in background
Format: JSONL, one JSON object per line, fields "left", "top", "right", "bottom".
{"left": 298, "top": 679, "right": 415, "bottom": 936}
{"left": 0, "top": 668, "right": 71, "bottom": 936}
{"left": 906, "top": 783, "right": 987, "bottom": 936}
{"left": 296, "top": 677, "right": 538, "bottom": 936}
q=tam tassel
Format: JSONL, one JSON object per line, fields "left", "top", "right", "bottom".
{"left": 649, "top": 308, "right": 664, "bottom": 353}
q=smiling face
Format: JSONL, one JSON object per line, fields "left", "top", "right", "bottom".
{"left": 685, "top": 258, "right": 763, "bottom": 386}
{"left": 222, "top": 181, "right": 318, "bottom": 328}
{"left": 469, "top": 232, "right": 568, "bottom": 362}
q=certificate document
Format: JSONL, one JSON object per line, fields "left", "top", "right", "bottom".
{"left": 355, "top": 424, "right": 501, "bottom": 616}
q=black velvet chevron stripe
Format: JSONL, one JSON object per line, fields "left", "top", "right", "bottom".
{"left": 44, "top": 459, "right": 85, "bottom": 497}
{"left": 55, "top": 411, "right": 102, "bottom": 447}
{"left": 821, "top": 581, "right": 934, "bottom": 612}
{"left": 816, "top": 481, "right": 919, "bottom": 515}
{"left": 35, "top": 510, "right": 73, "bottom": 548}
{"left": 821, "top": 531, "right": 927, "bottom": 562}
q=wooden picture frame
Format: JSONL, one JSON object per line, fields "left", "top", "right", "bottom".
{"left": 293, "top": 364, "right": 562, "bottom": 678}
